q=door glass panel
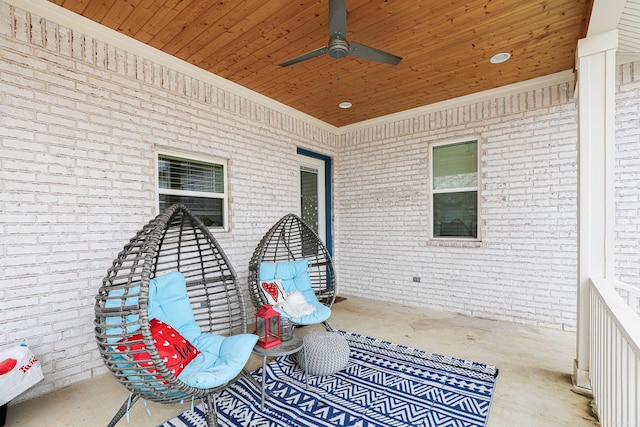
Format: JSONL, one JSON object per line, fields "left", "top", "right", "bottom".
{"left": 300, "top": 165, "right": 319, "bottom": 234}
{"left": 297, "top": 153, "right": 326, "bottom": 247}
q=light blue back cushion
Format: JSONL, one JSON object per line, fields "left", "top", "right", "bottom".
{"left": 148, "top": 271, "right": 201, "bottom": 342}
{"left": 104, "top": 286, "right": 141, "bottom": 343}
{"left": 148, "top": 271, "right": 257, "bottom": 389}
{"left": 259, "top": 259, "right": 331, "bottom": 324}
{"left": 259, "top": 259, "right": 314, "bottom": 300}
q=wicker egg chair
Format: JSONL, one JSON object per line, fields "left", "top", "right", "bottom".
{"left": 95, "top": 204, "right": 256, "bottom": 427}
{"left": 248, "top": 214, "right": 336, "bottom": 330}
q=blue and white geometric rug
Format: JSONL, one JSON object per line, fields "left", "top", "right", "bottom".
{"left": 160, "top": 330, "right": 499, "bottom": 427}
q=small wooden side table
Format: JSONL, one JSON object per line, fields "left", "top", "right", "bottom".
{"left": 252, "top": 335, "right": 308, "bottom": 409}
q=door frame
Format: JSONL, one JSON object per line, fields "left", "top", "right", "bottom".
{"left": 296, "top": 147, "right": 333, "bottom": 255}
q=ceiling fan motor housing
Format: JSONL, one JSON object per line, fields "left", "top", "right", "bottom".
{"left": 328, "top": 38, "right": 349, "bottom": 59}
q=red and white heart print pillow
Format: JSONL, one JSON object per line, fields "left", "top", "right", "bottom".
{"left": 114, "top": 318, "right": 200, "bottom": 379}
{"left": 259, "top": 279, "right": 287, "bottom": 305}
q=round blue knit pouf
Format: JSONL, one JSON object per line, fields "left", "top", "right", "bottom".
{"left": 297, "top": 331, "right": 350, "bottom": 376}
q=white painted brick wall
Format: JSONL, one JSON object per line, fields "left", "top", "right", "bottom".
{"left": 0, "top": 1, "right": 336, "bottom": 402}
{"left": 1, "top": 0, "right": 639, "bottom": 404}
{"left": 616, "top": 61, "right": 640, "bottom": 288}
{"left": 335, "top": 83, "right": 580, "bottom": 330}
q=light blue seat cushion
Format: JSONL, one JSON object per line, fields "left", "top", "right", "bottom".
{"left": 148, "top": 271, "right": 257, "bottom": 389}
{"left": 259, "top": 259, "right": 331, "bottom": 325}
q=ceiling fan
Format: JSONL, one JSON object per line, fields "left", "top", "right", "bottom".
{"left": 279, "top": 0, "right": 402, "bottom": 67}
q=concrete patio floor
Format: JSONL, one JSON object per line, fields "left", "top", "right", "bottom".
{"left": 4, "top": 295, "right": 599, "bottom": 426}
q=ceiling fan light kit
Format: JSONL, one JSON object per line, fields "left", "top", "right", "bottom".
{"left": 279, "top": 0, "right": 402, "bottom": 67}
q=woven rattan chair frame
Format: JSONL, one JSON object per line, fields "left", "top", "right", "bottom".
{"left": 95, "top": 204, "right": 250, "bottom": 427}
{"left": 248, "top": 214, "right": 336, "bottom": 330}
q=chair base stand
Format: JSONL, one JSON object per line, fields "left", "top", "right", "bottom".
{"left": 107, "top": 393, "right": 221, "bottom": 427}
{"left": 107, "top": 394, "right": 140, "bottom": 427}
{"left": 204, "top": 394, "right": 218, "bottom": 427}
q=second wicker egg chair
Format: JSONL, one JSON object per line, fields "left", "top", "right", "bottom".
{"left": 248, "top": 214, "right": 336, "bottom": 330}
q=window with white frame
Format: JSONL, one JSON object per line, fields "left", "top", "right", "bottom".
{"left": 157, "top": 153, "right": 227, "bottom": 229}
{"left": 431, "top": 139, "right": 479, "bottom": 239}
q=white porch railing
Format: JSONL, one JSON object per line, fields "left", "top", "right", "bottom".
{"left": 615, "top": 280, "right": 640, "bottom": 316}
{"left": 590, "top": 278, "right": 640, "bottom": 427}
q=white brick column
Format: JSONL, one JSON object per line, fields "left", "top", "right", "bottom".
{"left": 573, "top": 29, "right": 618, "bottom": 391}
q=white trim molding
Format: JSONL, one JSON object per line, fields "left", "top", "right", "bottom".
{"left": 338, "top": 70, "right": 575, "bottom": 134}
{"left": 5, "top": 0, "right": 338, "bottom": 134}
{"left": 573, "top": 28, "right": 618, "bottom": 393}
{"left": 5, "top": 0, "right": 579, "bottom": 135}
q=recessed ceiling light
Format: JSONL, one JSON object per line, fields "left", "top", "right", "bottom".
{"left": 339, "top": 101, "right": 352, "bottom": 109}
{"left": 490, "top": 52, "right": 511, "bottom": 64}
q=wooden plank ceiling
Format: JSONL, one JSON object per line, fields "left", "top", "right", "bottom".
{"left": 49, "top": 0, "right": 591, "bottom": 127}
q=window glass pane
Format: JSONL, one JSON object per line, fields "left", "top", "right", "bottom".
{"left": 433, "top": 191, "right": 477, "bottom": 238}
{"left": 433, "top": 141, "right": 477, "bottom": 190}
{"left": 159, "top": 155, "right": 224, "bottom": 193}
{"left": 159, "top": 194, "right": 223, "bottom": 227}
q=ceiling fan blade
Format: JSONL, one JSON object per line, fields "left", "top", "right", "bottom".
{"left": 348, "top": 41, "right": 402, "bottom": 65}
{"left": 328, "top": 0, "right": 347, "bottom": 39}
{"left": 279, "top": 46, "right": 329, "bottom": 67}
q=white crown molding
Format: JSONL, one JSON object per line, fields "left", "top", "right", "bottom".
{"left": 337, "top": 70, "right": 576, "bottom": 135}
{"left": 6, "top": 0, "right": 338, "bottom": 134}
{"left": 6, "top": 0, "right": 578, "bottom": 137}
{"left": 617, "top": 52, "right": 640, "bottom": 65}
